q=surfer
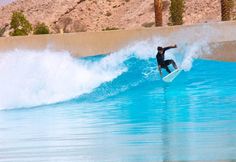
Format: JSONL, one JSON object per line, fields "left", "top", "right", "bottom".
{"left": 156, "top": 45, "right": 178, "bottom": 77}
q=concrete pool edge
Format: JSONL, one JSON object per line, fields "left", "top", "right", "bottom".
{"left": 0, "top": 21, "right": 236, "bottom": 62}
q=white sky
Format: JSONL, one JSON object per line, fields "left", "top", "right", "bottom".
{"left": 0, "top": 0, "right": 16, "bottom": 6}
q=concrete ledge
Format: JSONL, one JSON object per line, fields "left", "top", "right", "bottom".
{"left": 0, "top": 21, "right": 236, "bottom": 61}
{"left": 208, "top": 41, "right": 236, "bottom": 62}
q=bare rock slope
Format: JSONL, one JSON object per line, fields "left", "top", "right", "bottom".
{"left": 0, "top": 0, "right": 228, "bottom": 34}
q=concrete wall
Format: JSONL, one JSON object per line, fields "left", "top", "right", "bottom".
{"left": 0, "top": 21, "right": 236, "bottom": 61}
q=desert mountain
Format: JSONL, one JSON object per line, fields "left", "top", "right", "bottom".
{"left": 0, "top": 0, "right": 234, "bottom": 35}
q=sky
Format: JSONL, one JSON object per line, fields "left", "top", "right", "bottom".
{"left": 0, "top": 0, "right": 15, "bottom": 6}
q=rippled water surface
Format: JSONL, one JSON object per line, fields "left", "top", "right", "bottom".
{"left": 0, "top": 54, "right": 236, "bottom": 161}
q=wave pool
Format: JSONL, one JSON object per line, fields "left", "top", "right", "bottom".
{"left": 0, "top": 40, "right": 235, "bottom": 162}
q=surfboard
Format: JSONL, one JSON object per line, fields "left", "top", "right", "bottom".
{"left": 163, "top": 69, "right": 181, "bottom": 83}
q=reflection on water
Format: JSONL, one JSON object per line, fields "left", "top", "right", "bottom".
{"left": 0, "top": 60, "right": 235, "bottom": 161}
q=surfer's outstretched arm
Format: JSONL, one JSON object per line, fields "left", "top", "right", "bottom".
{"left": 163, "top": 45, "right": 177, "bottom": 51}
{"left": 158, "top": 65, "right": 162, "bottom": 77}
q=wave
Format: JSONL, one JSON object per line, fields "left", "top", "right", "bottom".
{"left": 0, "top": 49, "right": 126, "bottom": 109}
{"left": 0, "top": 25, "right": 218, "bottom": 110}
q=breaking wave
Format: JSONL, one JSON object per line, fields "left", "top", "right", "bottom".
{"left": 0, "top": 25, "right": 217, "bottom": 109}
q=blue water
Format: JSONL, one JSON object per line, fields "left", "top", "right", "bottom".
{"left": 0, "top": 51, "right": 236, "bottom": 161}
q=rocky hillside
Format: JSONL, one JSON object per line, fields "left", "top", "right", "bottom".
{"left": 0, "top": 0, "right": 234, "bottom": 35}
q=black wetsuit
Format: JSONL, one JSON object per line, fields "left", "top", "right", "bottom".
{"left": 156, "top": 47, "right": 177, "bottom": 73}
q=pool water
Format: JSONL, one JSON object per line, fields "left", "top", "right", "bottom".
{"left": 0, "top": 49, "right": 235, "bottom": 162}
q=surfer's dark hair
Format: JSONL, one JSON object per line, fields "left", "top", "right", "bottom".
{"left": 157, "top": 46, "right": 163, "bottom": 51}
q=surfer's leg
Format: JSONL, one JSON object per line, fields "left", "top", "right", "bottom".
{"left": 161, "top": 64, "right": 171, "bottom": 73}
{"left": 165, "top": 60, "right": 177, "bottom": 69}
{"left": 164, "top": 66, "right": 171, "bottom": 73}
{"left": 171, "top": 60, "right": 178, "bottom": 69}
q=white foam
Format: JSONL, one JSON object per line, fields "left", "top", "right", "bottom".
{"left": 169, "top": 25, "right": 218, "bottom": 71}
{"left": 0, "top": 37, "right": 165, "bottom": 109}
{"left": 180, "top": 41, "right": 211, "bottom": 71}
{"left": 0, "top": 49, "right": 127, "bottom": 109}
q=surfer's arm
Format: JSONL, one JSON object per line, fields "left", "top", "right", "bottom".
{"left": 158, "top": 65, "right": 162, "bottom": 77}
{"left": 163, "top": 45, "right": 177, "bottom": 51}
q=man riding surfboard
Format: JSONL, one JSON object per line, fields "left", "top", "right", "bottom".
{"left": 156, "top": 45, "right": 178, "bottom": 77}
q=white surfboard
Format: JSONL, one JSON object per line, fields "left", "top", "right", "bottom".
{"left": 163, "top": 69, "right": 182, "bottom": 83}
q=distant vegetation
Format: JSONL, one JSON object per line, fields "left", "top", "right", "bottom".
{"left": 102, "top": 27, "right": 119, "bottom": 31}
{"left": 33, "top": 23, "right": 50, "bottom": 35}
{"left": 169, "top": 0, "right": 184, "bottom": 25}
{"left": 1, "top": 1, "right": 235, "bottom": 37}
{"left": 153, "top": 0, "right": 234, "bottom": 26}
{"left": 154, "top": 0, "right": 185, "bottom": 26}
{"left": 10, "top": 11, "right": 32, "bottom": 36}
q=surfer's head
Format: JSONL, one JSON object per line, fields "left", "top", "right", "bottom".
{"left": 157, "top": 46, "right": 164, "bottom": 53}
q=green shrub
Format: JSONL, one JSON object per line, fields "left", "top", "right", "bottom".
{"left": 10, "top": 11, "right": 32, "bottom": 36}
{"left": 229, "top": 0, "right": 234, "bottom": 9}
{"left": 102, "top": 27, "right": 119, "bottom": 31}
{"left": 34, "top": 23, "right": 50, "bottom": 35}
{"left": 169, "top": 0, "right": 184, "bottom": 25}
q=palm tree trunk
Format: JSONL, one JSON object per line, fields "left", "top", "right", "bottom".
{"left": 154, "top": 0, "right": 163, "bottom": 26}
{"left": 221, "top": 0, "right": 231, "bottom": 21}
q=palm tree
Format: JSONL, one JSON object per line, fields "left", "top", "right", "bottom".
{"left": 169, "top": 0, "right": 184, "bottom": 25}
{"left": 154, "top": 0, "right": 163, "bottom": 26}
{"left": 221, "top": 0, "right": 231, "bottom": 21}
